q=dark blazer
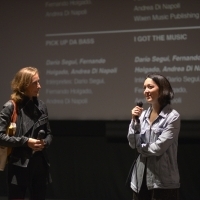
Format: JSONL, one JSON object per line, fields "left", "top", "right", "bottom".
{"left": 0, "top": 97, "right": 53, "bottom": 166}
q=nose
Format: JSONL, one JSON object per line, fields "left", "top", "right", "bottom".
{"left": 37, "top": 82, "right": 41, "bottom": 89}
{"left": 144, "top": 88, "right": 148, "bottom": 93}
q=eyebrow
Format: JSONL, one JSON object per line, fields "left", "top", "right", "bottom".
{"left": 32, "top": 79, "right": 40, "bottom": 83}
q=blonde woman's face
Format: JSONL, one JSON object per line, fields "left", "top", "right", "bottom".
{"left": 25, "top": 73, "right": 41, "bottom": 98}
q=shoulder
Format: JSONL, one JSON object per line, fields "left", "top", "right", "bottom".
{"left": 3, "top": 100, "right": 13, "bottom": 107}
{"left": 1, "top": 100, "right": 15, "bottom": 117}
{"left": 3, "top": 100, "right": 14, "bottom": 110}
{"left": 162, "top": 105, "right": 180, "bottom": 124}
{"left": 171, "top": 108, "right": 180, "bottom": 118}
{"left": 162, "top": 104, "right": 179, "bottom": 115}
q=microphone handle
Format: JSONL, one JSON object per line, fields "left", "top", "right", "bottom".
{"left": 135, "top": 101, "right": 143, "bottom": 123}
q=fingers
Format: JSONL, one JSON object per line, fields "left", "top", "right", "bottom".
{"left": 33, "top": 142, "right": 45, "bottom": 151}
{"left": 28, "top": 138, "right": 45, "bottom": 151}
{"left": 131, "top": 106, "right": 143, "bottom": 118}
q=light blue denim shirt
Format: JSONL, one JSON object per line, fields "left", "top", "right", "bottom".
{"left": 127, "top": 104, "right": 180, "bottom": 193}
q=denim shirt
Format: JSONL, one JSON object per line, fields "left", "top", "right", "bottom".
{"left": 127, "top": 104, "right": 180, "bottom": 192}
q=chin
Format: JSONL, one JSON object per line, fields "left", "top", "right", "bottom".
{"left": 146, "top": 98, "right": 151, "bottom": 101}
{"left": 146, "top": 99, "right": 153, "bottom": 104}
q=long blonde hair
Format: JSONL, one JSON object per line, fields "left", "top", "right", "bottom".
{"left": 11, "top": 67, "right": 39, "bottom": 103}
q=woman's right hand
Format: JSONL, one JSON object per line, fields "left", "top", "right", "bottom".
{"left": 131, "top": 106, "right": 143, "bottom": 120}
{"left": 27, "top": 138, "right": 45, "bottom": 151}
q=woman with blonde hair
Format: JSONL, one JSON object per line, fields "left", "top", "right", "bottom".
{"left": 0, "top": 66, "right": 53, "bottom": 200}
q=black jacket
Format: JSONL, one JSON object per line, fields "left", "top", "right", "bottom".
{"left": 0, "top": 97, "right": 52, "bottom": 166}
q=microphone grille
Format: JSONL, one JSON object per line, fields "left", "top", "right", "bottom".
{"left": 137, "top": 101, "right": 143, "bottom": 107}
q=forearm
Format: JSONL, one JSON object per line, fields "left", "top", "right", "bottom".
{"left": 127, "top": 120, "right": 141, "bottom": 149}
{"left": 0, "top": 133, "right": 29, "bottom": 147}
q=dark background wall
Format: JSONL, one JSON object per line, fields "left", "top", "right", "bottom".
{"left": 0, "top": 120, "right": 199, "bottom": 200}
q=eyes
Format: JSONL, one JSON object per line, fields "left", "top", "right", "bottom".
{"left": 33, "top": 80, "right": 40, "bottom": 85}
{"left": 30, "top": 80, "right": 40, "bottom": 87}
{"left": 143, "top": 78, "right": 159, "bottom": 92}
{"left": 143, "top": 84, "right": 154, "bottom": 90}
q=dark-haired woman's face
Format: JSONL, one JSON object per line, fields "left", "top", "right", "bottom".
{"left": 143, "top": 78, "right": 159, "bottom": 104}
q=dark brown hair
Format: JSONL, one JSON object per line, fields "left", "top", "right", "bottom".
{"left": 146, "top": 73, "right": 174, "bottom": 107}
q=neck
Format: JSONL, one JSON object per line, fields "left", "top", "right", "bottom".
{"left": 149, "top": 104, "right": 161, "bottom": 124}
{"left": 151, "top": 103, "right": 161, "bottom": 114}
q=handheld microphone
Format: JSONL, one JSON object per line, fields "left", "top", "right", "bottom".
{"left": 37, "top": 130, "right": 45, "bottom": 140}
{"left": 137, "top": 101, "right": 143, "bottom": 108}
{"left": 135, "top": 101, "right": 143, "bottom": 124}
{"left": 32, "top": 130, "right": 45, "bottom": 154}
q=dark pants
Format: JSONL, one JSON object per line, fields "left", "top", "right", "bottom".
{"left": 8, "top": 152, "right": 49, "bottom": 200}
{"left": 133, "top": 177, "right": 180, "bottom": 200}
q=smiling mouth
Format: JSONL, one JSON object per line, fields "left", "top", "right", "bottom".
{"left": 146, "top": 95, "right": 151, "bottom": 99}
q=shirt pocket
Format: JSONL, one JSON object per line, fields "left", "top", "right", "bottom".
{"left": 152, "top": 128, "right": 164, "bottom": 141}
{"left": 140, "top": 129, "right": 149, "bottom": 144}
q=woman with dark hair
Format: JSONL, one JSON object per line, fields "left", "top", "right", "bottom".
{"left": 0, "top": 66, "right": 53, "bottom": 200}
{"left": 127, "top": 74, "right": 180, "bottom": 200}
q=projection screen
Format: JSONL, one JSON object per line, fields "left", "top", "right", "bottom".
{"left": 0, "top": 0, "right": 200, "bottom": 120}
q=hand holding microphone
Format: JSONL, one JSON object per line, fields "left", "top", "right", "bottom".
{"left": 29, "top": 130, "right": 46, "bottom": 152}
{"left": 132, "top": 102, "right": 143, "bottom": 134}
{"left": 36, "top": 130, "right": 46, "bottom": 150}
{"left": 131, "top": 101, "right": 143, "bottom": 123}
